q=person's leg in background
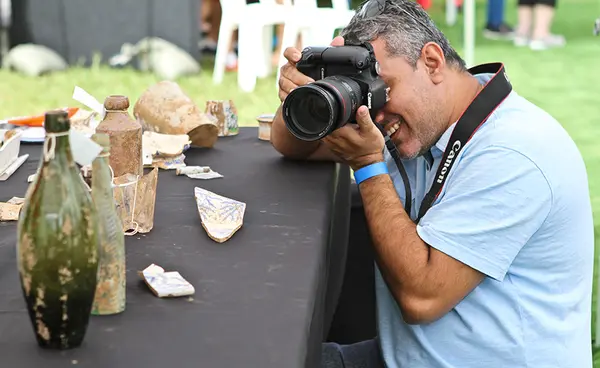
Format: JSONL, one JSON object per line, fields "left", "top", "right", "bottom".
{"left": 198, "top": 0, "right": 221, "bottom": 54}
{"left": 514, "top": 0, "right": 533, "bottom": 45}
{"left": 484, "top": 0, "right": 515, "bottom": 40}
{"left": 199, "top": 0, "right": 240, "bottom": 71}
{"left": 529, "top": 0, "right": 564, "bottom": 50}
{"left": 514, "top": 0, "right": 564, "bottom": 50}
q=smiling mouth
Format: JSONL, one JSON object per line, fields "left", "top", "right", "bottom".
{"left": 386, "top": 122, "right": 400, "bottom": 137}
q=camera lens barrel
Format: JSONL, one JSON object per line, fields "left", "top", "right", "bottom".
{"left": 282, "top": 76, "right": 362, "bottom": 141}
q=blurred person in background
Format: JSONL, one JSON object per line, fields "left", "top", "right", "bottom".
{"left": 514, "top": 0, "right": 565, "bottom": 50}
{"left": 484, "top": 0, "right": 514, "bottom": 39}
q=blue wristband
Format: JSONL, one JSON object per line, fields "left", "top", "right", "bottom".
{"left": 354, "top": 162, "right": 389, "bottom": 185}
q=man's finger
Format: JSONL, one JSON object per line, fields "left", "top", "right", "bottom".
{"left": 283, "top": 47, "right": 302, "bottom": 64}
{"left": 279, "top": 90, "right": 288, "bottom": 102}
{"left": 330, "top": 36, "right": 344, "bottom": 47}
{"left": 282, "top": 66, "right": 314, "bottom": 87}
{"left": 278, "top": 76, "right": 297, "bottom": 96}
{"left": 355, "top": 106, "right": 375, "bottom": 130}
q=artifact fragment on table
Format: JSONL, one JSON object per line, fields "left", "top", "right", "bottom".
{"left": 194, "top": 187, "right": 246, "bottom": 243}
{"left": 0, "top": 197, "right": 25, "bottom": 221}
{"left": 7, "top": 197, "right": 25, "bottom": 205}
{"left": 69, "top": 108, "right": 99, "bottom": 135}
{"left": 0, "top": 129, "right": 22, "bottom": 176}
{"left": 176, "top": 166, "right": 223, "bottom": 180}
{"left": 148, "top": 153, "right": 187, "bottom": 170}
{"left": 257, "top": 113, "right": 275, "bottom": 141}
{"left": 142, "top": 131, "right": 191, "bottom": 158}
{"left": 1, "top": 129, "right": 18, "bottom": 148}
{"left": 27, "top": 173, "right": 37, "bottom": 183}
{"left": 138, "top": 263, "right": 195, "bottom": 298}
{"left": 133, "top": 81, "right": 219, "bottom": 148}
{"left": 205, "top": 100, "right": 239, "bottom": 137}
{"left": 112, "top": 168, "right": 158, "bottom": 234}
{"left": 96, "top": 95, "right": 144, "bottom": 178}
{"left": 0, "top": 154, "right": 28, "bottom": 181}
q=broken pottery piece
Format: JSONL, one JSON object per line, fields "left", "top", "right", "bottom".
{"left": 69, "top": 108, "right": 99, "bottom": 135}
{"left": 176, "top": 166, "right": 223, "bottom": 180}
{"left": 112, "top": 168, "right": 158, "bottom": 234}
{"left": 257, "top": 114, "right": 275, "bottom": 141}
{"left": 142, "top": 131, "right": 191, "bottom": 158}
{"left": 205, "top": 100, "right": 239, "bottom": 137}
{"left": 194, "top": 187, "right": 245, "bottom": 243}
{"left": 0, "top": 197, "right": 25, "bottom": 221}
{"left": 138, "top": 264, "right": 195, "bottom": 298}
{"left": 133, "top": 81, "right": 218, "bottom": 148}
{"left": 147, "top": 154, "right": 186, "bottom": 170}
{"left": 0, "top": 198, "right": 24, "bottom": 221}
{"left": 8, "top": 197, "right": 25, "bottom": 205}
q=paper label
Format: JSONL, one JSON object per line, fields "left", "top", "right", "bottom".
{"left": 70, "top": 130, "right": 102, "bottom": 166}
{"left": 72, "top": 86, "right": 106, "bottom": 120}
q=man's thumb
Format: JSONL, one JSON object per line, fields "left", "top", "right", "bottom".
{"left": 356, "top": 106, "right": 374, "bottom": 129}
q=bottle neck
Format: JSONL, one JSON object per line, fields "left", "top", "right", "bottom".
{"left": 43, "top": 132, "right": 75, "bottom": 167}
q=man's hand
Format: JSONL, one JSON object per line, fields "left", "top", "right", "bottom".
{"left": 322, "top": 105, "right": 385, "bottom": 171}
{"left": 278, "top": 36, "right": 345, "bottom": 102}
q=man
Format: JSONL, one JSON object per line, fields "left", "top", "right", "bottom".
{"left": 272, "top": 0, "right": 595, "bottom": 367}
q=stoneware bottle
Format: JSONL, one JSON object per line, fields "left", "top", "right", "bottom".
{"left": 90, "top": 133, "right": 126, "bottom": 315}
{"left": 95, "top": 95, "right": 143, "bottom": 178}
{"left": 17, "top": 110, "right": 99, "bottom": 350}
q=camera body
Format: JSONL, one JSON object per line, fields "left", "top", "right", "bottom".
{"left": 281, "top": 42, "right": 390, "bottom": 141}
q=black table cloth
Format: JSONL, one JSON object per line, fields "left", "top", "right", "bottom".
{"left": 0, "top": 127, "right": 351, "bottom": 368}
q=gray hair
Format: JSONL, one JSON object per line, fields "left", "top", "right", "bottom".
{"left": 340, "top": 0, "right": 466, "bottom": 70}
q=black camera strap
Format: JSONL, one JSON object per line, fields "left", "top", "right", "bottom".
{"left": 408, "top": 62, "right": 512, "bottom": 223}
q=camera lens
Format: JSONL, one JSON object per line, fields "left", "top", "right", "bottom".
{"left": 282, "top": 76, "right": 362, "bottom": 141}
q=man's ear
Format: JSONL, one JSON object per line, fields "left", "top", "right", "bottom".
{"left": 420, "top": 42, "right": 446, "bottom": 84}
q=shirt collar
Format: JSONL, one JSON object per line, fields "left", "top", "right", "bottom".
{"left": 432, "top": 122, "right": 456, "bottom": 154}
{"left": 423, "top": 123, "right": 454, "bottom": 169}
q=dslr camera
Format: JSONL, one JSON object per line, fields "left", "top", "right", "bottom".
{"left": 281, "top": 42, "right": 390, "bottom": 141}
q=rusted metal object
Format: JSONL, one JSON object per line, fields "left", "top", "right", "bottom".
{"left": 95, "top": 95, "right": 143, "bottom": 178}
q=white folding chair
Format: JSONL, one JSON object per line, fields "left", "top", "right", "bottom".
{"left": 212, "top": 0, "right": 293, "bottom": 93}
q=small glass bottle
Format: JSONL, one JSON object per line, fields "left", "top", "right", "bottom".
{"left": 90, "top": 133, "right": 126, "bottom": 315}
{"left": 17, "top": 110, "right": 99, "bottom": 349}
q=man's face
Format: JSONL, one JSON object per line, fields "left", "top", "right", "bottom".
{"left": 370, "top": 38, "right": 448, "bottom": 160}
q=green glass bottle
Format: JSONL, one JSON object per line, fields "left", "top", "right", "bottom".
{"left": 90, "top": 133, "right": 126, "bottom": 315}
{"left": 17, "top": 110, "right": 99, "bottom": 350}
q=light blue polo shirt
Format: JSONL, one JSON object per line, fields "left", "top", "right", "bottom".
{"left": 376, "top": 73, "right": 595, "bottom": 368}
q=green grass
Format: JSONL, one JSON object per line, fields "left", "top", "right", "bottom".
{"left": 2, "top": 0, "right": 600, "bottom": 363}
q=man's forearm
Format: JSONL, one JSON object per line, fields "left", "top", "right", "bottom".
{"left": 359, "top": 174, "right": 434, "bottom": 304}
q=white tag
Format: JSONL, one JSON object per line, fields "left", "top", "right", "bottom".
{"left": 70, "top": 130, "right": 102, "bottom": 166}
{"left": 72, "top": 86, "right": 106, "bottom": 120}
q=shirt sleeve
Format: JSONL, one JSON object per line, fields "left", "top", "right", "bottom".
{"left": 416, "top": 145, "right": 553, "bottom": 281}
